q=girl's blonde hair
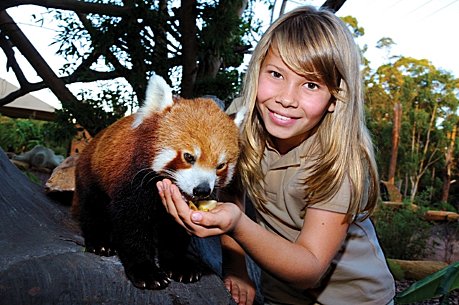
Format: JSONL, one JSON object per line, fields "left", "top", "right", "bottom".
{"left": 238, "top": 5, "right": 379, "bottom": 222}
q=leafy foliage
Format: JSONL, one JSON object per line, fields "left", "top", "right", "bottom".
{"left": 365, "top": 56, "right": 459, "bottom": 205}
{"left": 32, "top": 0, "right": 261, "bottom": 136}
{"left": 54, "top": 83, "right": 130, "bottom": 137}
{"left": 0, "top": 115, "right": 68, "bottom": 155}
{"left": 372, "top": 204, "right": 433, "bottom": 260}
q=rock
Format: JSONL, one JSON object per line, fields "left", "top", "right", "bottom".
{"left": 13, "top": 145, "right": 64, "bottom": 170}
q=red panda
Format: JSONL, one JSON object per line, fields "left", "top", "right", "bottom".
{"left": 72, "top": 74, "right": 245, "bottom": 290}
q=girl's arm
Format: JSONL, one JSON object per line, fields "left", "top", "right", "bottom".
{"left": 221, "top": 234, "right": 256, "bottom": 305}
{"left": 157, "top": 179, "right": 349, "bottom": 288}
{"left": 229, "top": 206, "right": 349, "bottom": 288}
{"left": 218, "top": 176, "right": 256, "bottom": 305}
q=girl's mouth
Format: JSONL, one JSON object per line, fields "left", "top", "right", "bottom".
{"left": 268, "top": 109, "right": 297, "bottom": 126}
{"left": 273, "top": 111, "right": 290, "bottom": 121}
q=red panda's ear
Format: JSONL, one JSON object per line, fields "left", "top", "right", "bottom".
{"left": 231, "top": 106, "right": 247, "bottom": 130}
{"left": 132, "top": 74, "right": 173, "bottom": 128}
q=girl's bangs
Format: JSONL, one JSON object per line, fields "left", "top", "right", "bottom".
{"left": 273, "top": 37, "right": 323, "bottom": 83}
{"left": 272, "top": 27, "right": 341, "bottom": 94}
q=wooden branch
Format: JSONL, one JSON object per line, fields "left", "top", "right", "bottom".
{"left": 0, "top": 11, "right": 78, "bottom": 108}
{"left": 0, "top": 34, "right": 29, "bottom": 86}
{"left": 320, "top": 0, "right": 347, "bottom": 12}
{"left": 0, "top": 70, "right": 122, "bottom": 106}
{"left": 0, "top": 0, "right": 130, "bottom": 17}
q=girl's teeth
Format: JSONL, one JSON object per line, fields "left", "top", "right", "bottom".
{"left": 274, "top": 112, "right": 289, "bottom": 121}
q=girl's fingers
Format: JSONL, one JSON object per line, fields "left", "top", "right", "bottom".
{"left": 157, "top": 179, "right": 232, "bottom": 237}
{"left": 157, "top": 180, "right": 191, "bottom": 232}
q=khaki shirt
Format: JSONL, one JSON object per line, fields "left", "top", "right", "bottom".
{"left": 259, "top": 140, "right": 395, "bottom": 305}
{"left": 227, "top": 99, "right": 395, "bottom": 305}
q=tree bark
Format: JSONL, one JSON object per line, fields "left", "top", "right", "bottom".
{"left": 180, "top": 0, "right": 198, "bottom": 98}
{"left": 388, "top": 102, "right": 402, "bottom": 185}
{"left": 441, "top": 124, "right": 457, "bottom": 202}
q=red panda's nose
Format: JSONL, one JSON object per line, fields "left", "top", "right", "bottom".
{"left": 193, "top": 183, "right": 212, "bottom": 198}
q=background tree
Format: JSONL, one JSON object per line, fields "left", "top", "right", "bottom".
{"left": 366, "top": 56, "right": 459, "bottom": 205}
{"left": 1, "top": 0, "right": 346, "bottom": 135}
{"left": 0, "top": 0, "right": 256, "bottom": 135}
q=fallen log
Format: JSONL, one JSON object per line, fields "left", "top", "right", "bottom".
{"left": 389, "top": 259, "right": 449, "bottom": 280}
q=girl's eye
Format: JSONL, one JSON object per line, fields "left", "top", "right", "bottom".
{"left": 305, "top": 82, "right": 320, "bottom": 90}
{"left": 183, "top": 152, "right": 196, "bottom": 164}
{"left": 270, "top": 70, "right": 283, "bottom": 79}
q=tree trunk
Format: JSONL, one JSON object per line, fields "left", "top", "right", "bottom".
{"left": 195, "top": 0, "right": 248, "bottom": 92}
{"left": 441, "top": 124, "right": 457, "bottom": 202}
{"left": 180, "top": 0, "right": 198, "bottom": 98}
{"left": 154, "top": 0, "right": 170, "bottom": 81}
{"left": 388, "top": 102, "right": 402, "bottom": 184}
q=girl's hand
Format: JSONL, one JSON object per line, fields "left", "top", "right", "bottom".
{"left": 224, "top": 274, "right": 256, "bottom": 305}
{"left": 156, "top": 179, "right": 243, "bottom": 237}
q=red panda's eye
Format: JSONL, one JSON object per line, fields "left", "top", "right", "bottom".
{"left": 216, "top": 163, "right": 226, "bottom": 171}
{"left": 183, "top": 152, "right": 196, "bottom": 164}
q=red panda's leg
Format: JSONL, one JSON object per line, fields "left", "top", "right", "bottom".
{"left": 77, "top": 185, "right": 114, "bottom": 256}
{"left": 110, "top": 194, "right": 172, "bottom": 290}
{"left": 158, "top": 221, "right": 205, "bottom": 284}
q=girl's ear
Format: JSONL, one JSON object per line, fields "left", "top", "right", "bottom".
{"left": 327, "top": 100, "right": 336, "bottom": 113}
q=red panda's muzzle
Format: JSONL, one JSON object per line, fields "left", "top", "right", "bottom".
{"left": 192, "top": 182, "right": 212, "bottom": 199}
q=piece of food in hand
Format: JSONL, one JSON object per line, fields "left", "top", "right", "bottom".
{"left": 188, "top": 200, "right": 218, "bottom": 211}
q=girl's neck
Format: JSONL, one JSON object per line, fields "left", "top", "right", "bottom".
{"left": 270, "top": 132, "right": 309, "bottom": 155}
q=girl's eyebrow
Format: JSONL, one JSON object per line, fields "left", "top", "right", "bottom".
{"left": 264, "top": 63, "right": 285, "bottom": 73}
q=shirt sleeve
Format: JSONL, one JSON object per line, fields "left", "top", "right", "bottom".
{"left": 308, "top": 175, "right": 351, "bottom": 214}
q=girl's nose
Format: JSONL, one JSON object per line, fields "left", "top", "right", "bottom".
{"left": 276, "top": 86, "right": 298, "bottom": 108}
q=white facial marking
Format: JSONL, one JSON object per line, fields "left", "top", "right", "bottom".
{"left": 174, "top": 166, "right": 217, "bottom": 198}
{"left": 218, "top": 152, "right": 226, "bottom": 165}
{"left": 194, "top": 146, "right": 201, "bottom": 159}
{"left": 222, "top": 163, "right": 235, "bottom": 187}
{"left": 152, "top": 148, "right": 176, "bottom": 172}
{"left": 152, "top": 147, "right": 235, "bottom": 198}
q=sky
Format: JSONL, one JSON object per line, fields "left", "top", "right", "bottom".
{"left": 1, "top": 0, "right": 458, "bottom": 109}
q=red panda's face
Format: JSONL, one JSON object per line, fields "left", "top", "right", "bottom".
{"left": 152, "top": 146, "right": 235, "bottom": 199}
{"left": 150, "top": 98, "right": 243, "bottom": 200}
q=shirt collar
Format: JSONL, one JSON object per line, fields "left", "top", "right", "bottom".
{"left": 264, "top": 134, "right": 316, "bottom": 170}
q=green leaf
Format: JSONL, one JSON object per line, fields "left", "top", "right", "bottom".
{"left": 396, "top": 261, "right": 459, "bottom": 304}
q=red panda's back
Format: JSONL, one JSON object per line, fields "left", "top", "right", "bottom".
{"left": 76, "top": 115, "right": 153, "bottom": 198}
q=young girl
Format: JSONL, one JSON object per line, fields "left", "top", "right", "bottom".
{"left": 157, "top": 5, "right": 395, "bottom": 305}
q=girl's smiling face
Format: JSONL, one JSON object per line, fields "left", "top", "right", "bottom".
{"left": 256, "top": 48, "right": 335, "bottom": 154}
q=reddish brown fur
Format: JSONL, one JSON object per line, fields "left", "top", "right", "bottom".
{"left": 72, "top": 97, "right": 240, "bottom": 216}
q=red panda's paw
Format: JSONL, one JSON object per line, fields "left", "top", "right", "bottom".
{"left": 162, "top": 256, "right": 204, "bottom": 284}
{"left": 125, "top": 264, "right": 171, "bottom": 290}
{"left": 85, "top": 244, "right": 117, "bottom": 257}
